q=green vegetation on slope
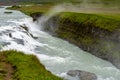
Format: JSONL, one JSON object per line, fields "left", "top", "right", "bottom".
{"left": 7, "top": 5, "right": 53, "bottom": 15}
{"left": 48, "top": 12, "right": 120, "bottom": 69}
{"left": 7, "top": 5, "right": 120, "bottom": 45}
{"left": 52, "top": 12, "right": 120, "bottom": 48}
{"left": 0, "top": 50, "right": 62, "bottom": 80}
{"left": 58, "top": 12, "right": 120, "bottom": 31}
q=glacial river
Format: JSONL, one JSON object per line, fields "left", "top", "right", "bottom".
{"left": 0, "top": 6, "right": 120, "bottom": 80}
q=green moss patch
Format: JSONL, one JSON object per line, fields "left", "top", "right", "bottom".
{"left": 58, "top": 12, "right": 120, "bottom": 32}
{"left": 7, "top": 4, "right": 53, "bottom": 15}
{"left": 0, "top": 50, "right": 62, "bottom": 80}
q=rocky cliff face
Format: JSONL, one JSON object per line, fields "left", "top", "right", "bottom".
{"left": 33, "top": 12, "right": 120, "bottom": 69}
{"left": 52, "top": 17, "right": 120, "bottom": 69}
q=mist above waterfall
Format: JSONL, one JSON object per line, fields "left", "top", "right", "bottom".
{"left": 36, "top": 0, "right": 120, "bottom": 23}
{"left": 35, "top": 0, "right": 120, "bottom": 33}
{"left": 36, "top": 5, "right": 65, "bottom": 30}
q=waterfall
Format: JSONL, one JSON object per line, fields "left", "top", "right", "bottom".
{"left": 0, "top": 6, "right": 120, "bottom": 80}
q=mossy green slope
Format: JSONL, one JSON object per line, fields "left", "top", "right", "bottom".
{"left": 50, "top": 12, "right": 120, "bottom": 47}
{"left": 47, "top": 12, "right": 120, "bottom": 69}
{"left": 0, "top": 50, "right": 62, "bottom": 80}
{"left": 7, "top": 5, "right": 53, "bottom": 15}
{"left": 58, "top": 12, "right": 120, "bottom": 31}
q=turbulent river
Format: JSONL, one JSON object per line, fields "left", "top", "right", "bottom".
{"left": 0, "top": 7, "right": 120, "bottom": 80}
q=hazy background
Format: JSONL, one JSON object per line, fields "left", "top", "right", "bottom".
{"left": 0, "top": 0, "right": 120, "bottom": 6}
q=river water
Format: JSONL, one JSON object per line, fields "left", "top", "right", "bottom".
{"left": 0, "top": 7, "right": 120, "bottom": 80}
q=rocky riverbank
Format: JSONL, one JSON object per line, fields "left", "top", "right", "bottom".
{"left": 44, "top": 12, "right": 120, "bottom": 69}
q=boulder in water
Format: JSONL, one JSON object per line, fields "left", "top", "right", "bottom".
{"left": 4, "top": 11, "right": 13, "bottom": 14}
{"left": 67, "top": 70, "right": 97, "bottom": 80}
{"left": 20, "top": 24, "right": 28, "bottom": 31}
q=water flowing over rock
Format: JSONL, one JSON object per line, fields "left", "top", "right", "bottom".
{"left": 67, "top": 70, "right": 97, "bottom": 80}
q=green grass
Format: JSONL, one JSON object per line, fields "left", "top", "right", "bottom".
{"left": 7, "top": 4, "right": 53, "bottom": 15}
{"left": 7, "top": 4, "right": 120, "bottom": 31}
{"left": 58, "top": 12, "right": 120, "bottom": 31}
{"left": 0, "top": 50, "right": 62, "bottom": 80}
{"left": 52, "top": 12, "right": 120, "bottom": 48}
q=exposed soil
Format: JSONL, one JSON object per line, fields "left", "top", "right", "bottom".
{"left": 0, "top": 54, "right": 14, "bottom": 80}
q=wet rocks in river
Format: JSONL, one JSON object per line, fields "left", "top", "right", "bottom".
{"left": 13, "top": 38, "right": 24, "bottom": 45}
{"left": 67, "top": 70, "right": 97, "bottom": 80}
{"left": 4, "top": 12, "right": 13, "bottom": 14}
{"left": 20, "top": 24, "right": 29, "bottom": 31}
{"left": 9, "top": 33, "right": 12, "bottom": 37}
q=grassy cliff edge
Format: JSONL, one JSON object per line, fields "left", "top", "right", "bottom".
{"left": 0, "top": 50, "right": 62, "bottom": 80}
{"left": 48, "top": 12, "right": 120, "bottom": 69}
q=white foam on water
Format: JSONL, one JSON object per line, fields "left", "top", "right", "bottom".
{"left": 97, "top": 76, "right": 115, "bottom": 80}
{"left": 0, "top": 6, "right": 120, "bottom": 80}
{"left": 1, "top": 17, "right": 120, "bottom": 80}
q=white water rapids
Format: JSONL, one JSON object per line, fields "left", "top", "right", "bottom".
{"left": 0, "top": 6, "right": 120, "bottom": 80}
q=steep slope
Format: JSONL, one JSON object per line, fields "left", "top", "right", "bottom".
{"left": 45, "top": 12, "right": 120, "bottom": 69}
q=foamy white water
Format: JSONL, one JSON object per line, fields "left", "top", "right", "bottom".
{"left": 0, "top": 6, "right": 120, "bottom": 80}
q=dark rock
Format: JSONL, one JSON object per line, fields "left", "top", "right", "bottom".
{"left": 30, "top": 33, "right": 38, "bottom": 39}
{"left": 30, "top": 12, "right": 43, "bottom": 21}
{"left": 4, "top": 11, "right": 13, "bottom": 14}
{"left": 67, "top": 70, "right": 97, "bottom": 80}
{"left": 9, "top": 33, "right": 12, "bottom": 37}
{"left": 20, "top": 24, "right": 29, "bottom": 31}
{"left": 19, "top": 25, "right": 38, "bottom": 39}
